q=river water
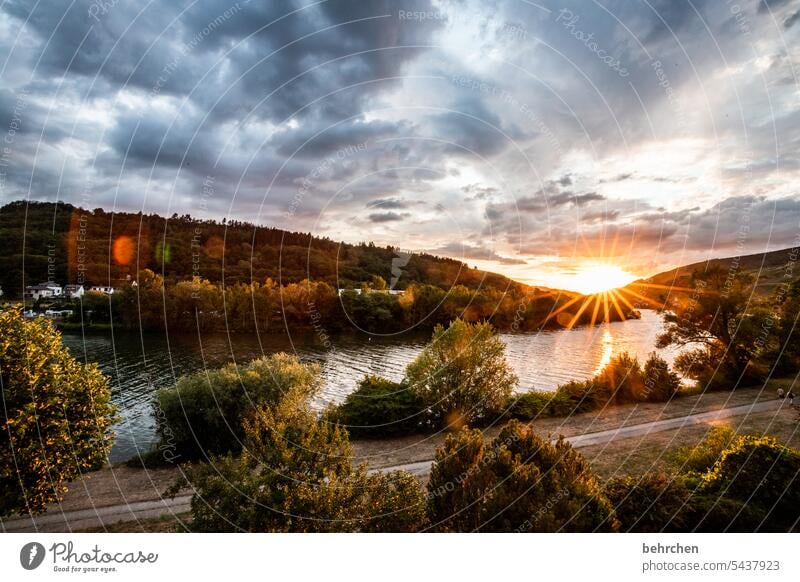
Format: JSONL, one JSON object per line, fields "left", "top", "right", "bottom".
{"left": 61, "top": 309, "right": 676, "bottom": 461}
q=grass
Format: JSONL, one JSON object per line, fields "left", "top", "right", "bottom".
{"left": 77, "top": 513, "right": 191, "bottom": 533}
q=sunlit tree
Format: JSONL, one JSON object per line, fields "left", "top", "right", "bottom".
{"left": 0, "top": 308, "right": 117, "bottom": 516}
{"left": 406, "top": 319, "right": 517, "bottom": 426}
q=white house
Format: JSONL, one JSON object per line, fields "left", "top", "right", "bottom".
{"left": 64, "top": 284, "right": 85, "bottom": 298}
{"left": 89, "top": 285, "right": 115, "bottom": 295}
{"left": 24, "top": 283, "right": 63, "bottom": 301}
{"left": 44, "top": 309, "right": 73, "bottom": 319}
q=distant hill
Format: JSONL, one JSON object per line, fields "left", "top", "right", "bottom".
{"left": 0, "top": 200, "right": 526, "bottom": 297}
{"left": 627, "top": 247, "right": 798, "bottom": 306}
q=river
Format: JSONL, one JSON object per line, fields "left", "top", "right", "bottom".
{"left": 61, "top": 309, "right": 676, "bottom": 461}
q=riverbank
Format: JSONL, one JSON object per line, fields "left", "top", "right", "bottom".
{"left": 58, "top": 308, "right": 675, "bottom": 462}
{"left": 2, "top": 379, "right": 796, "bottom": 532}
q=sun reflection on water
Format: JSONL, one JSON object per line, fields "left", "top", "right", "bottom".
{"left": 594, "top": 327, "right": 614, "bottom": 374}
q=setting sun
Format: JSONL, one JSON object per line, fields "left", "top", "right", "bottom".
{"left": 565, "top": 263, "right": 637, "bottom": 295}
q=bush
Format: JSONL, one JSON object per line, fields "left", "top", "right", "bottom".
{"left": 156, "top": 353, "right": 320, "bottom": 460}
{"left": 331, "top": 375, "right": 425, "bottom": 438}
{"left": 605, "top": 472, "right": 764, "bottom": 532}
{"left": 702, "top": 435, "right": 800, "bottom": 526}
{"left": 178, "top": 393, "right": 428, "bottom": 532}
{"left": 605, "top": 472, "right": 694, "bottom": 532}
{"left": 641, "top": 352, "right": 682, "bottom": 401}
{"left": 608, "top": 432, "right": 800, "bottom": 532}
{"left": 507, "top": 390, "right": 574, "bottom": 420}
{"left": 426, "top": 420, "right": 618, "bottom": 532}
{"left": 507, "top": 353, "right": 680, "bottom": 421}
{"left": 670, "top": 426, "right": 736, "bottom": 474}
{"left": 406, "top": 319, "right": 518, "bottom": 427}
{"left": 0, "top": 308, "right": 117, "bottom": 516}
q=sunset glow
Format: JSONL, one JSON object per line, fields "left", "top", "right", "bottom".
{"left": 559, "top": 264, "right": 637, "bottom": 295}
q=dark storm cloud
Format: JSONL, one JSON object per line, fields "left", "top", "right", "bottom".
{"left": 366, "top": 197, "right": 414, "bottom": 210}
{"left": 1, "top": 0, "right": 798, "bottom": 281}
{"left": 784, "top": 9, "right": 800, "bottom": 28}
{"left": 367, "top": 211, "right": 408, "bottom": 223}
{"left": 431, "top": 241, "right": 526, "bottom": 265}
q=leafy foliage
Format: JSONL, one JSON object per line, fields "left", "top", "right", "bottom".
{"left": 426, "top": 421, "right": 618, "bottom": 532}
{"left": 609, "top": 430, "right": 800, "bottom": 532}
{"left": 508, "top": 352, "right": 681, "bottom": 420}
{"left": 179, "top": 389, "right": 427, "bottom": 532}
{"left": 605, "top": 472, "right": 694, "bottom": 532}
{"left": 330, "top": 375, "right": 425, "bottom": 437}
{"left": 156, "top": 353, "right": 320, "bottom": 459}
{"left": 0, "top": 308, "right": 117, "bottom": 516}
{"left": 657, "top": 265, "right": 770, "bottom": 388}
{"left": 669, "top": 426, "right": 736, "bottom": 474}
{"left": 406, "top": 320, "right": 518, "bottom": 427}
{"left": 701, "top": 434, "right": 800, "bottom": 524}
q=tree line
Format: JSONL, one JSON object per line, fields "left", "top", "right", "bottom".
{"left": 56, "top": 268, "right": 617, "bottom": 333}
{"left": 0, "top": 200, "right": 519, "bottom": 297}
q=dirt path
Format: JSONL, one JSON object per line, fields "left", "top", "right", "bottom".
{"left": 2, "top": 395, "right": 788, "bottom": 533}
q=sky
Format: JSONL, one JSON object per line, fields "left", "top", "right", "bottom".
{"left": 1, "top": 0, "right": 799, "bottom": 291}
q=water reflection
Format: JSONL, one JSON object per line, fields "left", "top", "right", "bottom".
{"left": 61, "top": 309, "right": 676, "bottom": 461}
{"left": 594, "top": 328, "right": 614, "bottom": 374}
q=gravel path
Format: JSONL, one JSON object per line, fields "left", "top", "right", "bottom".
{"left": 2, "top": 398, "right": 785, "bottom": 532}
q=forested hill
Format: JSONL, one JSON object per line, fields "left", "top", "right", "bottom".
{"left": 0, "top": 200, "right": 523, "bottom": 296}
{"left": 627, "top": 247, "right": 799, "bottom": 305}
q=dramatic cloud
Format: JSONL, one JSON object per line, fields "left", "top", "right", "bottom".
{"left": 1, "top": 0, "right": 798, "bottom": 288}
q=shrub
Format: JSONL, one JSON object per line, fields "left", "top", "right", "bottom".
{"left": 701, "top": 435, "right": 800, "bottom": 525}
{"left": 331, "top": 375, "right": 425, "bottom": 438}
{"left": 507, "top": 390, "right": 574, "bottom": 419}
{"left": 156, "top": 353, "right": 320, "bottom": 459}
{"left": 605, "top": 472, "right": 763, "bottom": 532}
{"left": 609, "top": 432, "right": 800, "bottom": 532}
{"left": 426, "top": 420, "right": 618, "bottom": 532}
{"left": 605, "top": 472, "right": 694, "bottom": 532}
{"left": 670, "top": 426, "right": 736, "bottom": 474}
{"left": 0, "top": 308, "right": 117, "bottom": 516}
{"left": 178, "top": 394, "right": 428, "bottom": 532}
{"left": 680, "top": 492, "right": 763, "bottom": 532}
{"left": 406, "top": 319, "right": 518, "bottom": 427}
{"left": 641, "top": 352, "right": 682, "bottom": 401}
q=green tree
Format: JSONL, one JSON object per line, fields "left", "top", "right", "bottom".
{"left": 0, "top": 308, "right": 117, "bottom": 516}
{"left": 701, "top": 434, "right": 800, "bottom": 524}
{"left": 179, "top": 390, "right": 427, "bottom": 532}
{"left": 407, "top": 319, "right": 517, "bottom": 427}
{"left": 427, "top": 421, "right": 618, "bottom": 532}
{"left": 332, "top": 375, "right": 425, "bottom": 437}
{"left": 156, "top": 353, "right": 320, "bottom": 459}
{"left": 657, "top": 266, "right": 767, "bottom": 388}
